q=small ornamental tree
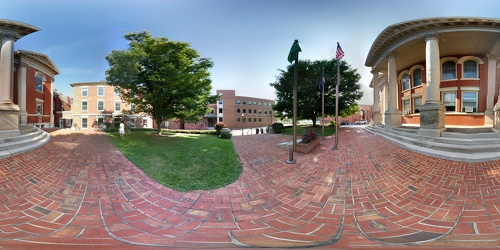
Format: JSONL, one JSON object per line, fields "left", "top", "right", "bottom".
{"left": 215, "top": 122, "right": 226, "bottom": 135}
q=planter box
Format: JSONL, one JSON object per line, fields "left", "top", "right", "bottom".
{"left": 295, "top": 139, "right": 320, "bottom": 154}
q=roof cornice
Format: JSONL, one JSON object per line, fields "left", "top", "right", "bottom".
{"left": 70, "top": 81, "right": 110, "bottom": 87}
{"left": 365, "top": 17, "right": 500, "bottom": 67}
{"left": 16, "top": 50, "right": 60, "bottom": 75}
{"left": 0, "top": 18, "right": 39, "bottom": 39}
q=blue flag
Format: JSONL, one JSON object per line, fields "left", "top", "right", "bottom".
{"left": 318, "top": 69, "right": 325, "bottom": 92}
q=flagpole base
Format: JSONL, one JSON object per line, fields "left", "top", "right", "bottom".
{"left": 286, "top": 148, "right": 296, "bottom": 164}
{"left": 332, "top": 147, "right": 339, "bottom": 151}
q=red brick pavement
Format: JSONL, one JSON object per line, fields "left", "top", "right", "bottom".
{"left": 0, "top": 127, "right": 499, "bottom": 249}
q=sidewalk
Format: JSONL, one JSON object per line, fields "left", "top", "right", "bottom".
{"left": 0, "top": 127, "right": 499, "bottom": 249}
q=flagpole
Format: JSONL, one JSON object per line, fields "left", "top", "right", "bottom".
{"left": 333, "top": 58, "right": 340, "bottom": 150}
{"left": 321, "top": 69, "right": 325, "bottom": 141}
{"left": 286, "top": 39, "right": 300, "bottom": 164}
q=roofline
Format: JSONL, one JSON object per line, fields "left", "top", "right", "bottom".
{"left": 70, "top": 81, "right": 109, "bottom": 87}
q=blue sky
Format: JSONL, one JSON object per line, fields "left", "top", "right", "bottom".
{"left": 2, "top": 0, "right": 500, "bottom": 104}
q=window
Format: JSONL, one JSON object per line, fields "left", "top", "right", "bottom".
{"left": 82, "top": 101, "right": 88, "bottom": 111}
{"left": 442, "top": 92, "right": 456, "bottom": 112}
{"left": 236, "top": 100, "right": 241, "bottom": 104}
{"left": 115, "top": 101, "right": 121, "bottom": 111}
{"left": 218, "top": 99, "right": 223, "bottom": 104}
{"left": 413, "top": 69, "right": 422, "bottom": 87}
{"left": 403, "top": 99, "right": 410, "bottom": 114}
{"left": 243, "top": 109, "right": 246, "bottom": 113}
{"left": 254, "top": 101, "right": 257, "bottom": 105}
{"left": 97, "top": 86, "right": 105, "bottom": 96}
{"left": 82, "top": 118, "right": 88, "bottom": 129}
{"left": 97, "top": 100, "right": 104, "bottom": 111}
{"left": 36, "top": 103, "right": 43, "bottom": 115}
{"left": 237, "top": 118, "right": 241, "bottom": 122}
{"left": 243, "top": 100, "right": 246, "bottom": 104}
{"left": 218, "top": 108, "right": 223, "bottom": 113}
{"left": 264, "top": 102, "right": 267, "bottom": 106}
{"left": 36, "top": 75, "right": 43, "bottom": 92}
{"left": 131, "top": 103, "right": 136, "bottom": 111}
{"left": 413, "top": 97, "right": 422, "bottom": 113}
{"left": 237, "top": 108, "right": 240, "bottom": 113}
{"left": 254, "top": 109, "right": 257, "bottom": 113}
{"left": 129, "top": 118, "right": 136, "bottom": 128}
{"left": 259, "top": 110, "right": 262, "bottom": 114}
{"left": 259, "top": 102, "right": 262, "bottom": 106}
{"left": 114, "top": 90, "right": 120, "bottom": 97}
{"left": 259, "top": 118, "right": 261, "bottom": 122}
{"left": 402, "top": 73, "right": 410, "bottom": 91}
{"left": 243, "top": 118, "right": 246, "bottom": 122}
{"left": 253, "top": 118, "right": 257, "bottom": 122}
{"left": 248, "top": 100, "right": 252, "bottom": 105}
{"left": 81, "top": 87, "right": 88, "bottom": 97}
{"left": 264, "top": 110, "right": 268, "bottom": 114}
{"left": 66, "top": 119, "right": 71, "bottom": 127}
{"left": 442, "top": 61, "right": 456, "bottom": 80}
{"left": 219, "top": 117, "right": 223, "bottom": 122}
{"left": 462, "top": 91, "right": 477, "bottom": 112}
{"left": 463, "top": 60, "right": 478, "bottom": 78}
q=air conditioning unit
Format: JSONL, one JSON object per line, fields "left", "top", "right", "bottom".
{"left": 464, "top": 107, "right": 474, "bottom": 113}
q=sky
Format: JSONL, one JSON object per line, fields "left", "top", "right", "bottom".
{"left": 2, "top": 0, "right": 500, "bottom": 105}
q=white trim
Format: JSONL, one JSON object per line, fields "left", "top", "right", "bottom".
{"left": 440, "top": 87, "right": 458, "bottom": 92}
{"left": 460, "top": 86, "right": 480, "bottom": 91}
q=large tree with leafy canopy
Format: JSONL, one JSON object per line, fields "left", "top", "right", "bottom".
{"left": 270, "top": 59, "right": 363, "bottom": 126}
{"left": 105, "top": 31, "right": 216, "bottom": 134}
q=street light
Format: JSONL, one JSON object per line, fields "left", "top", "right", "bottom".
{"left": 241, "top": 113, "right": 244, "bottom": 135}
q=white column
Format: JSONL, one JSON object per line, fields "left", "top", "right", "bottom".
{"left": 0, "top": 36, "right": 16, "bottom": 105}
{"left": 425, "top": 35, "right": 441, "bottom": 104}
{"left": 387, "top": 54, "right": 398, "bottom": 111}
{"left": 371, "top": 68, "right": 382, "bottom": 125}
{"left": 418, "top": 34, "right": 446, "bottom": 137}
{"left": 50, "top": 77, "right": 55, "bottom": 127}
{"left": 384, "top": 53, "right": 402, "bottom": 128}
{"left": 17, "top": 62, "right": 28, "bottom": 125}
{"left": 485, "top": 54, "right": 498, "bottom": 125}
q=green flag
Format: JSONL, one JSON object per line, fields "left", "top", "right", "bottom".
{"left": 287, "top": 39, "right": 301, "bottom": 63}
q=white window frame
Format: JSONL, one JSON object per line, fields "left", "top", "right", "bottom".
{"left": 413, "top": 96, "right": 422, "bottom": 114}
{"left": 97, "top": 86, "right": 105, "bottom": 96}
{"left": 97, "top": 100, "right": 104, "bottom": 111}
{"left": 81, "top": 100, "right": 88, "bottom": 112}
{"left": 81, "top": 87, "right": 88, "bottom": 97}
{"left": 115, "top": 101, "right": 121, "bottom": 112}
{"left": 402, "top": 73, "right": 410, "bottom": 91}
{"left": 442, "top": 91, "right": 457, "bottom": 112}
{"left": 461, "top": 88, "right": 479, "bottom": 113}
{"left": 81, "top": 117, "right": 88, "bottom": 129}
{"left": 36, "top": 99, "right": 44, "bottom": 115}
{"left": 402, "top": 98, "right": 410, "bottom": 114}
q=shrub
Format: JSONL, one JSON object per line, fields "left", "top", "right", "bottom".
{"left": 220, "top": 129, "right": 232, "bottom": 139}
{"left": 271, "top": 122, "right": 284, "bottom": 134}
{"left": 329, "top": 120, "right": 336, "bottom": 126}
{"left": 215, "top": 122, "right": 226, "bottom": 135}
{"left": 301, "top": 130, "right": 317, "bottom": 143}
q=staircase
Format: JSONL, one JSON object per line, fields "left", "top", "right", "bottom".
{"left": 364, "top": 125, "right": 500, "bottom": 162}
{"left": 0, "top": 125, "right": 50, "bottom": 159}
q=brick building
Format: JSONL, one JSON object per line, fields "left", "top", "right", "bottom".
{"left": 367, "top": 17, "right": 500, "bottom": 136}
{"left": 53, "top": 89, "right": 72, "bottom": 128}
{"left": 70, "top": 81, "right": 154, "bottom": 130}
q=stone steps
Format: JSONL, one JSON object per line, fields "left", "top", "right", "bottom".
{"left": 0, "top": 126, "right": 50, "bottom": 159}
{"left": 365, "top": 126, "right": 500, "bottom": 162}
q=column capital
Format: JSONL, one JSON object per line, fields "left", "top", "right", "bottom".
{"left": 422, "top": 33, "right": 440, "bottom": 42}
{"left": 385, "top": 52, "right": 398, "bottom": 59}
{"left": 486, "top": 54, "right": 499, "bottom": 61}
{"left": 371, "top": 68, "right": 380, "bottom": 74}
{"left": 0, "top": 31, "right": 21, "bottom": 42}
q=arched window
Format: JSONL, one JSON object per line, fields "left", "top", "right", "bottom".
{"left": 402, "top": 73, "right": 410, "bottom": 91}
{"left": 442, "top": 61, "right": 456, "bottom": 80}
{"left": 412, "top": 69, "right": 422, "bottom": 87}
{"left": 463, "top": 60, "right": 478, "bottom": 78}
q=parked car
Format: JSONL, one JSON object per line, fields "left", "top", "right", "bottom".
{"left": 355, "top": 120, "right": 368, "bottom": 125}
{"left": 340, "top": 121, "right": 349, "bottom": 125}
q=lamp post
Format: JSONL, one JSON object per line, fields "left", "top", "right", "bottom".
{"left": 241, "top": 113, "right": 244, "bottom": 135}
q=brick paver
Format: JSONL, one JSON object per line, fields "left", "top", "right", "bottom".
{"left": 0, "top": 127, "right": 499, "bottom": 249}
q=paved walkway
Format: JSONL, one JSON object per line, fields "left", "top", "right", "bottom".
{"left": 0, "top": 127, "right": 499, "bottom": 249}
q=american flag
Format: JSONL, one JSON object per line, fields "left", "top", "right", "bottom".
{"left": 336, "top": 42, "right": 344, "bottom": 60}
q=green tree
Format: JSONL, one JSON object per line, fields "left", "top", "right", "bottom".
{"left": 270, "top": 59, "right": 363, "bottom": 126}
{"left": 105, "top": 31, "right": 216, "bottom": 134}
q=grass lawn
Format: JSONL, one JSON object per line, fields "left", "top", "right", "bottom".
{"left": 107, "top": 130, "right": 242, "bottom": 192}
{"left": 281, "top": 125, "right": 336, "bottom": 137}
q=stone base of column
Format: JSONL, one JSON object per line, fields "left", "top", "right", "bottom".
{"left": 19, "top": 110, "right": 28, "bottom": 125}
{"left": 418, "top": 102, "right": 446, "bottom": 138}
{"left": 0, "top": 101, "right": 20, "bottom": 138}
{"left": 384, "top": 109, "right": 402, "bottom": 129}
{"left": 370, "top": 112, "right": 383, "bottom": 126}
{"left": 485, "top": 110, "right": 494, "bottom": 126}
